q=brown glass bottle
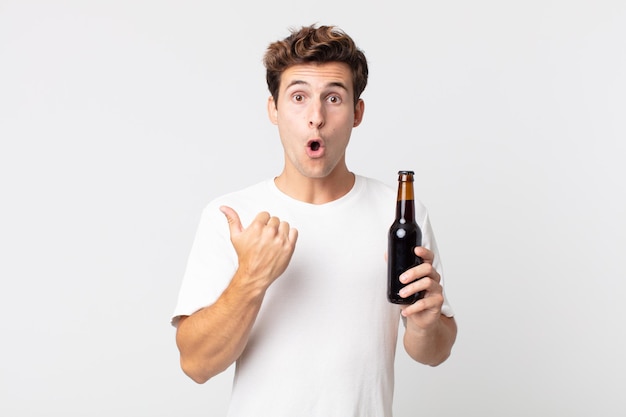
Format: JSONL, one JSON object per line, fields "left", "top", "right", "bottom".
{"left": 387, "top": 170, "right": 424, "bottom": 304}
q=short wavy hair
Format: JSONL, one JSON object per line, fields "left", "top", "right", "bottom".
{"left": 263, "top": 24, "right": 368, "bottom": 107}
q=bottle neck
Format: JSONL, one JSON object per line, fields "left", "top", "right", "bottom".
{"left": 396, "top": 179, "right": 416, "bottom": 222}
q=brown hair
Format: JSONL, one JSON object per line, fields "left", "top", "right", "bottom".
{"left": 263, "top": 24, "right": 368, "bottom": 107}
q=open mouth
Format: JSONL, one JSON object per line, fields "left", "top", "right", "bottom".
{"left": 306, "top": 139, "right": 325, "bottom": 158}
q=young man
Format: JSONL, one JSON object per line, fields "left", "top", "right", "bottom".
{"left": 172, "top": 24, "right": 457, "bottom": 416}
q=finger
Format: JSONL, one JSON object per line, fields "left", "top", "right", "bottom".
{"left": 399, "top": 276, "right": 429, "bottom": 298}
{"left": 267, "top": 216, "right": 281, "bottom": 227}
{"left": 251, "top": 211, "right": 271, "bottom": 227}
{"left": 403, "top": 262, "right": 441, "bottom": 285}
{"left": 400, "top": 261, "right": 430, "bottom": 283}
{"left": 277, "top": 220, "right": 299, "bottom": 244}
{"left": 400, "top": 291, "right": 444, "bottom": 317}
{"left": 414, "top": 246, "right": 435, "bottom": 264}
{"left": 219, "top": 205, "right": 244, "bottom": 235}
{"left": 276, "top": 219, "right": 290, "bottom": 235}
{"left": 289, "top": 227, "right": 299, "bottom": 243}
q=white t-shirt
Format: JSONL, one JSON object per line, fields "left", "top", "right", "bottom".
{"left": 172, "top": 175, "right": 454, "bottom": 417}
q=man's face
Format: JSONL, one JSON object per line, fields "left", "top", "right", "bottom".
{"left": 267, "top": 62, "right": 364, "bottom": 180}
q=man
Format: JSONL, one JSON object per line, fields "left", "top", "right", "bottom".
{"left": 172, "top": 24, "right": 456, "bottom": 416}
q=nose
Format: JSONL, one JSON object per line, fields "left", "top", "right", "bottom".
{"left": 308, "top": 101, "right": 324, "bottom": 128}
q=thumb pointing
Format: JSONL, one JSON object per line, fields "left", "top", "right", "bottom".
{"left": 219, "top": 205, "right": 243, "bottom": 236}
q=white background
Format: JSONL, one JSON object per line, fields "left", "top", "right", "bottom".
{"left": 1, "top": 1, "right": 625, "bottom": 416}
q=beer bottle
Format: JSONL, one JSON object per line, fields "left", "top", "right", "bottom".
{"left": 387, "top": 170, "right": 424, "bottom": 304}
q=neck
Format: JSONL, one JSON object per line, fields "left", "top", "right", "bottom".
{"left": 274, "top": 169, "right": 355, "bottom": 205}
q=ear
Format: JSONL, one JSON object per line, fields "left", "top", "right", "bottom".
{"left": 267, "top": 96, "right": 278, "bottom": 125}
{"left": 353, "top": 99, "right": 365, "bottom": 127}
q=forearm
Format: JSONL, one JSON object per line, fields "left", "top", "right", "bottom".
{"left": 403, "top": 314, "right": 457, "bottom": 366}
{"left": 175, "top": 275, "right": 266, "bottom": 383}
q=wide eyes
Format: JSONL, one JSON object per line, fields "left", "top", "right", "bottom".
{"left": 291, "top": 94, "right": 342, "bottom": 104}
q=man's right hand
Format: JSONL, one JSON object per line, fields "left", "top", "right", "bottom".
{"left": 220, "top": 205, "right": 298, "bottom": 292}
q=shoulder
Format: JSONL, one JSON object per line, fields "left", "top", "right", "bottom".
{"left": 204, "top": 179, "right": 272, "bottom": 209}
{"left": 198, "top": 179, "right": 276, "bottom": 225}
{"left": 357, "top": 174, "right": 430, "bottom": 218}
{"left": 349, "top": 175, "right": 396, "bottom": 218}
{"left": 357, "top": 175, "right": 395, "bottom": 197}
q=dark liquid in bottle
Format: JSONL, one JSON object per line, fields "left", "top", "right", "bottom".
{"left": 387, "top": 171, "right": 424, "bottom": 304}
